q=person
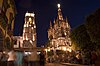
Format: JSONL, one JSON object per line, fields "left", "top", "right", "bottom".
{"left": 7, "top": 50, "right": 16, "bottom": 66}
{"left": 23, "top": 55, "right": 28, "bottom": 66}
{"left": 91, "top": 50, "right": 97, "bottom": 66}
{"left": 0, "top": 52, "right": 3, "bottom": 66}
{"left": 14, "top": 50, "right": 24, "bottom": 66}
{"left": 39, "top": 51, "right": 45, "bottom": 66}
{"left": 1, "top": 52, "right": 9, "bottom": 66}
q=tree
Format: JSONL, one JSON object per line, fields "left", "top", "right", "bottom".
{"left": 5, "top": 37, "right": 11, "bottom": 50}
{"left": 85, "top": 8, "right": 100, "bottom": 49}
{"left": 70, "top": 25, "right": 93, "bottom": 50}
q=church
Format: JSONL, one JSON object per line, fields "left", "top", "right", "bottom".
{"left": 47, "top": 4, "right": 71, "bottom": 52}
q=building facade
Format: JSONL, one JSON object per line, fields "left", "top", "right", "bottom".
{"left": 23, "top": 12, "right": 36, "bottom": 48}
{"left": 0, "top": 0, "right": 16, "bottom": 51}
{"left": 13, "top": 12, "right": 38, "bottom": 61}
{"left": 13, "top": 12, "right": 37, "bottom": 50}
{"left": 47, "top": 4, "right": 71, "bottom": 51}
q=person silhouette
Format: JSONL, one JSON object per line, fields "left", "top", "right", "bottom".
{"left": 39, "top": 51, "right": 45, "bottom": 66}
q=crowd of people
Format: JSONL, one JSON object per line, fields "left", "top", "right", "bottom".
{"left": 0, "top": 49, "right": 98, "bottom": 66}
{"left": 0, "top": 49, "right": 46, "bottom": 66}
{"left": 0, "top": 50, "right": 23, "bottom": 66}
{"left": 47, "top": 50, "right": 98, "bottom": 66}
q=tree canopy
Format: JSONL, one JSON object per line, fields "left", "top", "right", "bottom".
{"left": 70, "top": 25, "right": 93, "bottom": 50}
{"left": 85, "top": 8, "right": 100, "bottom": 48}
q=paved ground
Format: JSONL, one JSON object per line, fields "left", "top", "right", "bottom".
{"left": 45, "top": 63, "right": 65, "bottom": 66}
{"left": 45, "top": 63, "right": 89, "bottom": 66}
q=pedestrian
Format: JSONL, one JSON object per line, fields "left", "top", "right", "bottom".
{"left": 23, "top": 55, "right": 28, "bottom": 66}
{"left": 14, "top": 50, "right": 24, "bottom": 66}
{"left": 7, "top": 50, "right": 16, "bottom": 66}
{"left": 91, "top": 50, "right": 97, "bottom": 66}
{"left": 0, "top": 51, "right": 3, "bottom": 66}
{"left": 39, "top": 50, "right": 45, "bottom": 66}
{"left": 1, "top": 52, "right": 9, "bottom": 66}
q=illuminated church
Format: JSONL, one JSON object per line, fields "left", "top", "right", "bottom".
{"left": 13, "top": 12, "right": 37, "bottom": 49}
{"left": 47, "top": 4, "right": 71, "bottom": 51}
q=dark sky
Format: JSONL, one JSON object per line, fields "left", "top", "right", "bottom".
{"left": 14, "top": 0, "right": 100, "bottom": 47}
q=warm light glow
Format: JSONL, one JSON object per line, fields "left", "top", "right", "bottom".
{"left": 34, "top": 25, "right": 36, "bottom": 28}
{"left": 23, "top": 36, "right": 25, "bottom": 40}
{"left": 29, "top": 18, "right": 32, "bottom": 22}
{"left": 32, "top": 27, "right": 33, "bottom": 29}
{"left": 31, "top": 13, "right": 35, "bottom": 17}
{"left": 57, "top": 4, "right": 60, "bottom": 8}
{"left": 33, "top": 21, "right": 35, "bottom": 24}
{"left": 64, "top": 32, "right": 67, "bottom": 35}
{"left": 33, "top": 35, "right": 35, "bottom": 41}
{"left": 45, "top": 49, "right": 47, "bottom": 52}
{"left": 25, "top": 13, "right": 30, "bottom": 16}
{"left": 23, "top": 30, "right": 25, "bottom": 33}
{"left": 62, "top": 47, "right": 66, "bottom": 51}
{"left": 29, "top": 25, "right": 31, "bottom": 27}
{"left": 26, "top": 35, "right": 28, "bottom": 40}
{"left": 24, "top": 52, "right": 31, "bottom": 55}
{"left": 25, "top": 12, "right": 35, "bottom": 17}
{"left": 48, "top": 48, "right": 50, "bottom": 51}
{"left": 30, "top": 40, "right": 32, "bottom": 43}
{"left": 24, "top": 24, "right": 26, "bottom": 27}
{"left": 67, "top": 48, "right": 72, "bottom": 52}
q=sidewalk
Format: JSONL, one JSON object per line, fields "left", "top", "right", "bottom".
{"left": 61, "top": 63, "right": 89, "bottom": 66}
{"left": 45, "top": 63, "right": 65, "bottom": 66}
{"left": 45, "top": 63, "right": 89, "bottom": 66}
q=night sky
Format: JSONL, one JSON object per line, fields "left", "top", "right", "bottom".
{"left": 14, "top": 0, "right": 100, "bottom": 47}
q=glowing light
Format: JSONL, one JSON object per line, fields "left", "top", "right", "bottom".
{"left": 45, "top": 49, "right": 47, "bottom": 52}
{"left": 64, "top": 32, "right": 67, "bottom": 35}
{"left": 62, "top": 47, "right": 66, "bottom": 51}
{"left": 24, "top": 24, "right": 26, "bottom": 27}
{"left": 32, "top": 27, "right": 33, "bottom": 29}
{"left": 23, "top": 30, "right": 25, "bottom": 33}
{"left": 57, "top": 4, "right": 60, "bottom": 8}
{"left": 34, "top": 25, "right": 36, "bottom": 28}
{"left": 33, "top": 35, "right": 35, "bottom": 41}
{"left": 67, "top": 48, "right": 72, "bottom": 52}
{"left": 24, "top": 52, "right": 31, "bottom": 55}
{"left": 48, "top": 48, "right": 50, "bottom": 51}
{"left": 30, "top": 40, "right": 32, "bottom": 43}
{"left": 26, "top": 35, "right": 28, "bottom": 40}
{"left": 25, "top": 12, "right": 35, "bottom": 17}
{"left": 33, "top": 21, "right": 35, "bottom": 24}
{"left": 31, "top": 13, "right": 35, "bottom": 17}
{"left": 23, "top": 37, "right": 25, "bottom": 40}
{"left": 29, "top": 18, "right": 32, "bottom": 22}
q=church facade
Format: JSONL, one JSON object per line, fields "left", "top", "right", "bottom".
{"left": 47, "top": 4, "right": 71, "bottom": 51}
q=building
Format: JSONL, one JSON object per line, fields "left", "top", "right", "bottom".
{"left": 13, "top": 12, "right": 38, "bottom": 61}
{"left": 13, "top": 12, "right": 37, "bottom": 50}
{"left": 0, "top": 0, "right": 16, "bottom": 51}
{"left": 47, "top": 4, "right": 71, "bottom": 52}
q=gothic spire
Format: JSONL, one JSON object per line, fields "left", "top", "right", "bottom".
{"left": 57, "top": 4, "right": 63, "bottom": 20}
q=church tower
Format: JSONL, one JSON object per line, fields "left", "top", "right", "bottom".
{"left": 23, "top": 12, "right": 36, "bottom": 48}
{"left": 22, "top": 12, "right": 38, "bottom": 61}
